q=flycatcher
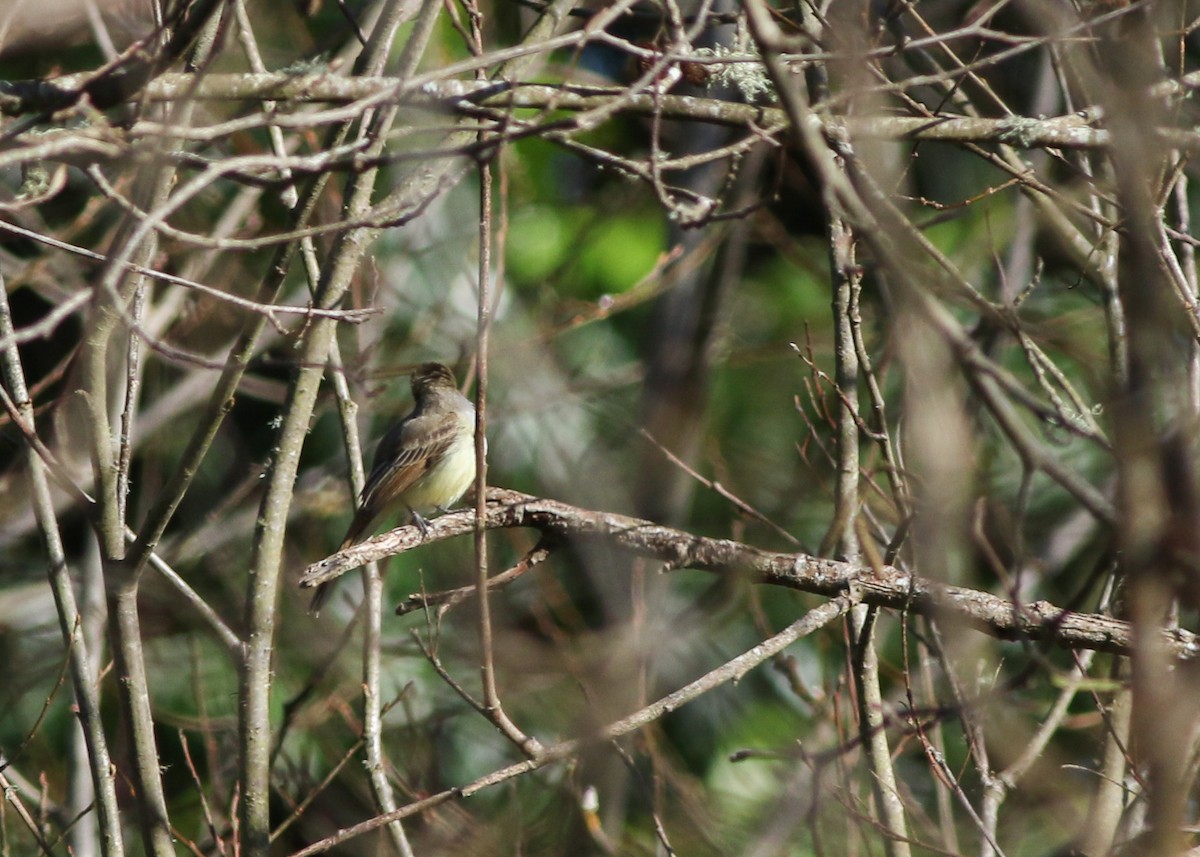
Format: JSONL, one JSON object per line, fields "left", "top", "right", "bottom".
{"left": 309, "top": 362, "right": 478, "bottom": 615}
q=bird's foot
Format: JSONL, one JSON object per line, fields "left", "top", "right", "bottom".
{"left": 411, "top": 510, "right": 430, "bottom": 539}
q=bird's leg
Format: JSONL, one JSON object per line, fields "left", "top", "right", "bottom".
{"left": 409, "top": 507, "right": 430, "bottom": 538}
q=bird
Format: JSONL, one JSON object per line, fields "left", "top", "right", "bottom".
{"left": 309, "top": 362, "right": 478, "bottom": 615}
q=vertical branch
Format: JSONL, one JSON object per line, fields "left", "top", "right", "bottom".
{"left": 68, "top": 539, "right": 106, "bottom": 857}
{"left": 466, "top": 0, "right": 497, "bottom": 711}
{"left": 1171, "top": 174, "right": 1200, "bottom": 409}
{"left": 125, "top": 98, "right": 367, "bottom": 573}
{"left": 0, "top": 274, "right": 125, "bottom": 857}
{"left": 915, "top": 640, "right": 960, "bottom": 855}
{"left": 79, "top": 10, "right": 234, "bottom": 851}
{"left": 850, "top": 282, "right": 908, "bottom": 523}
{"left": 239, "top": 171, "right": 369, "bottom": 857}
{"left": 828, "top": 214, "right": 860, "bottom": 560}
{"left": 229, "top": 10, "right": 413, "bottom": 850}
{"left": 246, "top": 0, "right": 578, "bottom": 844}
{"left": 395, "top": 0, "right": 444, "bottom": 79}
{"left": 115, "top": 284, "right": 144, "bottom": 526}
{"left": 359, "top": 530, "right": 414, "bottom": 856}
{"left": 466, "top": 0, "right": 536, "bottom": 755}
{"left": 1093, "top": 9, "right": 1196, "bottom": 852}
{"left": 333, "top": 191, "right": 417, "bottom": 857}
{"left": 232, "top": 0, "right": 298, "bottom": 209}
{"left": 1080, "top": 683, "right": 1133, "bottom": 854}
{"left": 79, "top": 298, "right": 124, "bottom": 559}
{"left": 327, "top": 5, "right": 425, "bottom": 848}
{"left": 798, "top": 2, "right": 911, "bottom": 852}
{"left": 476, "top": 144, "right": 498, "bottom": 711}
{"left": 833, "top": 219, "right": 909, "bottom": 856}
{"left": 836, "top": 205, "right": 911, "bottom": 857}
{"left": 92, "top": 152, "right": 183, "bottom": 857}
{"left": 238, "top": 3, "right": 412, "bottom": 852}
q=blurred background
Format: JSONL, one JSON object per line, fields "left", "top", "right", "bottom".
{"left": 1, "top": 0, "right": 1195, "bottom": 855}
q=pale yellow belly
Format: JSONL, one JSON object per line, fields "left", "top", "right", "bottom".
{"left": 404, "top": 434, "right": 477, "bottom": 513}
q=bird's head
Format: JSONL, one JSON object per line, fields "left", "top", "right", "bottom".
{"left": 411, "top": 362, "right": 459, "bottom": 397}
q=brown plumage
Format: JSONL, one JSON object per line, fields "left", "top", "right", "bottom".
{"left": 309, "top": 362, "right": 477, "bottom": 615}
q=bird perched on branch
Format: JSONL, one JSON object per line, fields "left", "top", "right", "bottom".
{"left": 309, "top": 362, "right": 478, "bottom": 615}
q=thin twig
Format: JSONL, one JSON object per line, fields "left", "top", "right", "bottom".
{"left": 291, "top": 596, "right": 854, "bottom": 856}
{"left": 0, "top": 272, "right": 124, "bottom": 856}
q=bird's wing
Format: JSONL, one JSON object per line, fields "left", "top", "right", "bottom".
{"left": 356, "top": 411, "right": 460, "bottom": 512}
{"left": 338, "top": 412, "right": 461, "bottom": 548}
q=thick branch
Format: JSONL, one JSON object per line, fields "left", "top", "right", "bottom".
{"left": 301, "top": 487, "right": 1196, "bottom": 660}
{"left": 138, "top": 75, "right": 1117, "bottom": 148}
{"left": 0, "top": 0, "right": 226, "bottom": 115}
{"left": 4, "top": 72, "right": 1170, "bottom": 151}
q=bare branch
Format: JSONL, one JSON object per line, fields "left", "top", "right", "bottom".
{"left": 302, "top": 488, "right": 1195, "bottom": 659}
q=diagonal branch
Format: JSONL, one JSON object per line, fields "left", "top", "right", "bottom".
{"left": 302, "top": 487, "right": 1195, "bottom": 660}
